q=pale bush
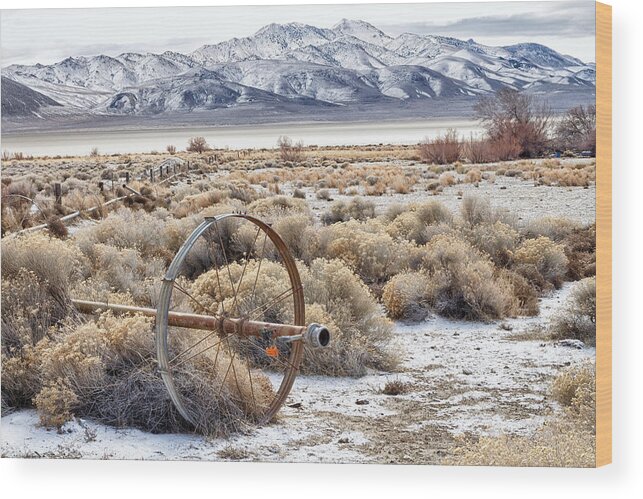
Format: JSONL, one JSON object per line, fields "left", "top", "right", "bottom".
{"left": 34, "top": 380, "right": 79, "bottom": 428}
{"left": 466, "top": 221, "right": 519, "bottom": 267}
{"left": 464, "top": 168, "right": 482, "bottom": 183}
{"left": 550, "top": 277, "right": 596, "bottom": 345}
{"left": 386, "top": 211, "right": 426, "bottom": 244}
{"left": 319, "top": 219, "right": 406, "bottom": 283}
{"left": 514, "top": 236, "right": 568, "bottom": 288}
{"left": 419, "top": 234, "right": 517, "bottom": 321}
{"left": 382, "top": 272, "right": 429, "bottom": 320}
{"left": 248, "top": 196, "right": 310, "bottom": 219}
{"left": 524, "top": 217, "right": 581, "bottom": 242}
{"left": 460, "top": 195, "right": 510, "bottom": 226}
{"left": 551, "top": 362, "right": 595, "bottom": 430}
{"left": 439, "top": 172, "right": 456, "bottom": 186}
{"left": 76, "top": 207, "right": 172, "bottom": 260}
{"left": 321, "top": 197, "right": 375, "bottom": 225}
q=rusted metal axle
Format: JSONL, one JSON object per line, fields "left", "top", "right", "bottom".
{"left": 72, "top": 299, "right": 330, "bottom": 347}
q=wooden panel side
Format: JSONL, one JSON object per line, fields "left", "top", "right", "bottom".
{"left": 596, "top": 1, "right": 612, "bottom": 468}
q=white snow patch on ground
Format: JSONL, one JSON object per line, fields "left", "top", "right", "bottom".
{"left": 1, "top": 282, "right": 594, "bottom": 463}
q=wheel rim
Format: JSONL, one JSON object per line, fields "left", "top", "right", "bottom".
{"left": 156, "top": 213, "right": 305, "bottom": 431}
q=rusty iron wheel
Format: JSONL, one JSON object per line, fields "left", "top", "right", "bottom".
{"left": 155, "top": 213, "right": 305, "bottom": 430}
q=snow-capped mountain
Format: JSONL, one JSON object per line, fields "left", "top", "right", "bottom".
{"left": 2, "top": 19, "right": 595, "bottom": 119}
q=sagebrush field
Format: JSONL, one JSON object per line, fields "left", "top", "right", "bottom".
{"left": 1, "top": 140, "right": 596, "bottom": 465}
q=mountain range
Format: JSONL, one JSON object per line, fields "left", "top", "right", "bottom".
{"left": 1, "top": 19, "right": 595, "bottom": 121}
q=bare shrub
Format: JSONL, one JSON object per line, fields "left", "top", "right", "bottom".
{"left": 555, "top": 105, "right": 596, "bottom": 154}
{"left": 319, "top": 220, "right": 407, "bottom": 284}
{"left": 550, "top": 278, "right": 596, "bottom": 345}
{"left": 166, "top": 144, "right": 177, "bottom": 155}
{"left": 90, "top": 147, "right": 99, "bottom": 157}
{"left": 475, "top": 88, "right": 552, "bottom": 158}
{"left": 524, "top": 217, "right": 580, "bottom": 242}
{"left": 418, "top": 129, "right": 462, "bottom": 164}
{"left": 460, "top": 195, "right": 509, "bottom": 226}
{"left": 439, "top": 172, "right": 456, "bottom": 187}
{"left": 248, "top": 196, "right": 310, "bottom": 219}
{"left": 316, "top": 188, "right": 331, "bottom": 200}
{"left": 187, "top": 136, "right": 211, "bottom": 153}
{"left": 381, "top": 379, "right": 411, "bottom": 395}
{"left": 277, "top": 136, "right": 305, "bottom": 163}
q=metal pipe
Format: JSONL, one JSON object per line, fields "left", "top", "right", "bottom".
{"left": 71, "top": 299, "right": 320, "bottom": 341}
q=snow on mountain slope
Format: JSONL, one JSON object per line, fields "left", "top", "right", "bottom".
{"left": 210, "top": 60, "right": 382, "bottom": 103}
{"left": 369, "top": 65, "right": 471, "bottom": 99}
{"left": 1, "top": 19, "right": 595, "bottom": 119}
{"left": 332, "top": 19, "right": 393, "bottom": 46}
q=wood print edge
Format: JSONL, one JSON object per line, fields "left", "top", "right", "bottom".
{"left": 595, "top": 0, "right": 612, "bottom": 468}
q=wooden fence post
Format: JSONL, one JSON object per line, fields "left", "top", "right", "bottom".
{"left": 54, "top": 183, "right": 62, "bottom": 206}
{"left": 125, "top": 172, "right": 130, "bottom": 184}
{"left": 150, "top": 168, "right": 154, "bottom": 182}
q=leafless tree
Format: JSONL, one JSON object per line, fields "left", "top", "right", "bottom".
{"left": 277, "top": 136, "right": 305, "bottom": 162}
{"left": 475, "top": 88, "right": 552, "bottom": 158}
{"left": 187, "top": 136, "right": 211, "bottom": 154}
{"left": 555, "top": 105, "right": 596, "bottom": 154}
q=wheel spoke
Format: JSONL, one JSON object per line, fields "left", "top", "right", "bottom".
{"left": 247, "top": 286, "right": 299, "bottom": 322}
{"left": 230, "top": 226, "right": 261, "bottom": 316}
{"left": 251, "top": 232, "right": 269, "bottom": 304}
{"left": 213, "top": 219, "right": 236, "bottom": 298}
{"left": 172, "top": 280, "right": 219, "bottom": 317}
{"left": 170, "top": 332, "right": 228, "bottom": 369}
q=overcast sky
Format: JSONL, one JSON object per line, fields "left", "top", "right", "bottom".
{"left": 0, "top": 1, "right": 596, "bottom": 67}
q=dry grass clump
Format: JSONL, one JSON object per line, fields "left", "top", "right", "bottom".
{"left": 446, "top": 361, "right": 596, "bottom": 467}
{"left": 272, "top": 214, "right": 318, "bottom": 262}
{"left": 561, "top": 224, "right": 596, "bottom": 281}
{"left": 445, "top": 418, "right": 595, "bottom": 467}
{"left": 460, "top": 195, "right": 511, "bottom": 227}
{"left": 248, "top": 195, "right": 310, "bottom": 219}
{"left": 524, "top": 216, "right": 580, "bottom": 242}
{"left": 34, "top": 312, "right": 272, "bottom": 435}
{"left": 380, "top": 379, "right": 411, "bottom": 395}
{"left": 320, "top": 197, "right": 375, "bottom": 225}
{"left": 77, "top": 243, "right": 165, "bottom": 305}
{"left": 551, "top": 362, "right": 595, "bottom": 430}
{"left": 550, "top": 278, "right": 596, "bottom": 345}
{"left": 75, "top": 207, "right": 173, "bottom": 260}
{"left": 513, "top": 236, "right": 568, "bottom": 288}
{"left": 464, "top": 168, "right": 482, "bottom": 184}
{"left": 1, "top": 232, "right": 87, "bottom": 312}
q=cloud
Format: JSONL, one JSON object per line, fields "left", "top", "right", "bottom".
{"left": 383, "top": 1, "right": 595, "bottom": 40}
